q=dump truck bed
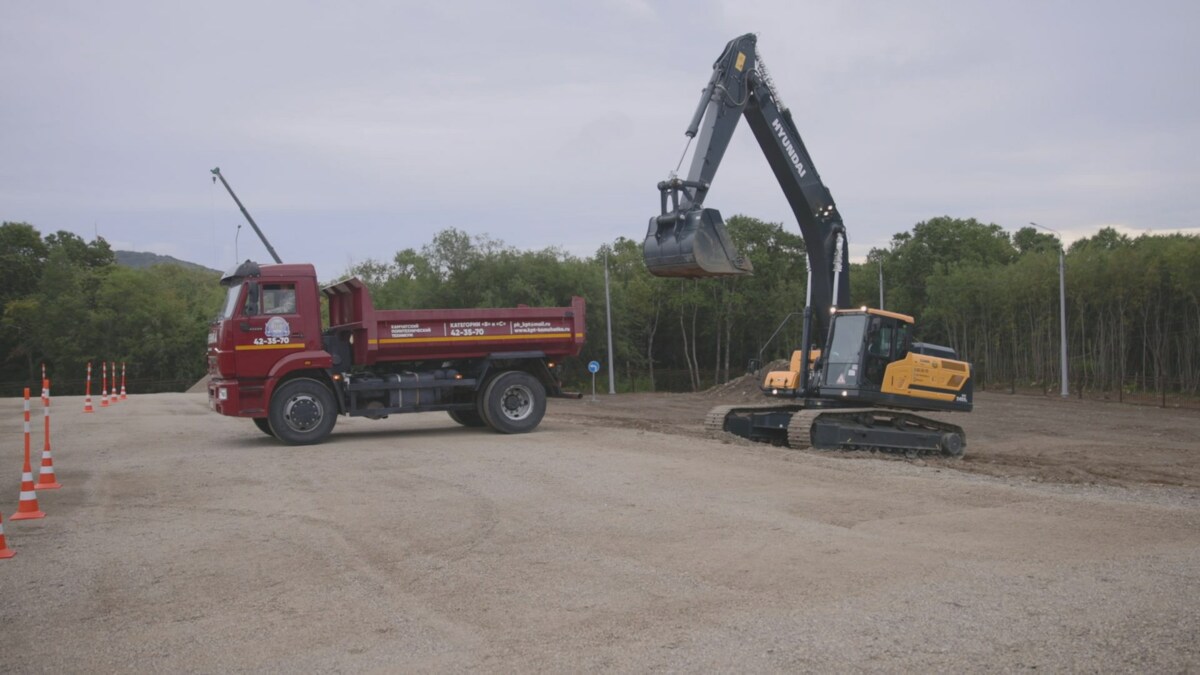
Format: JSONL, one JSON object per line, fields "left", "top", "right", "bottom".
{"left": 322, "top": 277, "right": 585, "bottom": 366}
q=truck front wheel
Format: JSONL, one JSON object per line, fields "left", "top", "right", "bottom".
{"left": 268, "top": 378, "right": 337, "bottom": 445}
{"left": 480, "top": 371, "right": 546, "bottom": 434}
{"left": 252, "top": 418, "right": 275, "bottom": 437}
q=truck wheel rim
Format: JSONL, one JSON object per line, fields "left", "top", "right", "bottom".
{"left": 284, "top": 394, "right": 323, "bottom": 432}
{"left": 499, "top": 384, "right": 533, "bottom": 421}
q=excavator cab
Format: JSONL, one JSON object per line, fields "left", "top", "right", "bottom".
{"left": 821, "top": 311, "right": 907, "bottom": 391}
{"left": 643, "top": 179, "right": 752, "bottom": 278}
{"left": 818, "top": 309, "right": 973, "bottom": 412}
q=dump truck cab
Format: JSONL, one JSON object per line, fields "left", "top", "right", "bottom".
{"left": 208, "top": 261, "right": 333, "bottom": 418}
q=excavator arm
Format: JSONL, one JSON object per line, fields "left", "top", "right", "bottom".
{"left": 644, "top": 33, "right": 850, "bottom": 327}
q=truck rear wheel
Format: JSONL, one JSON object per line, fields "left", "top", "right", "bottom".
{"left": 268, "top": 378, "right": 337, "bottom": 445}
{"left": 448, "top": 409, "right": 487, "bottom": 427}
{"left": 480, "top": 371, "right": 546, "bottom": 434}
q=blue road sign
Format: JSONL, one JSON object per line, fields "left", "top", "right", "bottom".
{"left": 587, "top": 360, "right": 600, "bottom": 374}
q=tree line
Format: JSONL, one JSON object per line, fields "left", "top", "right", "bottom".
{"left": 3, "top": 216, "right": 1196, "bottom": 404}
{"left": 0, "top": 222, "right": 224, "bottom": 395}
{"left": 345, "top": 216, "right": 1200, "bottom": 403}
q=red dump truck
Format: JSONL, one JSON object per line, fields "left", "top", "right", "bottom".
{"left": 207, "top": 260, "right": 586, "bottom": 444}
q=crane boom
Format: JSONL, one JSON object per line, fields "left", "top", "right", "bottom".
{"left": 211, "top": 167, "right": 283, "bottom": 264}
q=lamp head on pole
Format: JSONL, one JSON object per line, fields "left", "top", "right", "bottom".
{"left": 1030, "top": 221, "right": 1064, "bottom": 255}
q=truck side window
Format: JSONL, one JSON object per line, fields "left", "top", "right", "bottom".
{"left": 262, "top": 284, "right": 297, "bottom": 315}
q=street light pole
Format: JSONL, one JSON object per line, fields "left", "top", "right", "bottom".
{"left": 877, "top": 258, "right": 884, "bottom": 310}
{"left": 604, "top": 248, "right": 616, "bottom": 394}
{"left": 1031, "top": 222, "right": 1069, "bottom": 398}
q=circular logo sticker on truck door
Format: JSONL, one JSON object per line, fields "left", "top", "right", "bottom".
{"left": 265, "top": 316, "right": 291, "bottom": 339}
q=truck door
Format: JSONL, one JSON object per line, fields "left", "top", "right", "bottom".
{"left": 232, "top": 281, "right": 303, "bottom": 378}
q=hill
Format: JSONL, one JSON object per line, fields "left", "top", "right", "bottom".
{"left": 115, "top": 250, "right": 221, "bottom": 276}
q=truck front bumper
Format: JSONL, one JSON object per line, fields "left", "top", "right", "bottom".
{"left": 208, "top": 378, "right": 267, "bottom": 418}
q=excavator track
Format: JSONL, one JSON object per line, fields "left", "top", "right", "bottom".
{"left": 706, "top": 403, "right": 801, "bottom": 446}
{"left": 703, "top": 405, "right": 739, "bottom": 433}
{"left": 786, "top": 408, "right": 827, "bottom": 450}
{"left": 706, "top": 403, "right": 967, "bottom": 457}
{"left": 807, "top": 409, "right": 966, "bottom": 458}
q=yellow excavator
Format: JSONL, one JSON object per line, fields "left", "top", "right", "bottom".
{"left": 643, "top": 34, "right": 972, "bottom": 457}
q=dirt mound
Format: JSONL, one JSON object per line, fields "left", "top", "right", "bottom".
{"left": 701, "top": 360, "right": 788, "bottom": 400}
{"left": 186, "top": 376, "right": 210, "bottom": 394}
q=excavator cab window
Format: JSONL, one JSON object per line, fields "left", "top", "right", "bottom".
{"left": 895, "top": 323, "right": 913, "bottom": 359}
{"left": 863, "top": 316, "right": 896, "bottom": 388}
{"left": 825, "top": 314, "right": 867, "bottom": 387}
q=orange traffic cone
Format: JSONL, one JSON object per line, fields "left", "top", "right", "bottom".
{"left": 0, "top": 511, "right": 15, "bottom": 559}
{"left": 12, "top": 389, "right": 45, "bottom": 521}
{"left": 120, "top": 362, "right": 127, "bottom": 400}
{"left": 101, "top": 361, "right": 109, "bottom": 408}
{"left": 36, "top": 379, "right": 61, "bottom": 490}
{"left": 84, "top": 361, "right": 94, "bottom": 413}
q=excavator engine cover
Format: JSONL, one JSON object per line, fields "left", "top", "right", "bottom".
{"left": 643, "top": 208, "right": 753, "bottom": 278}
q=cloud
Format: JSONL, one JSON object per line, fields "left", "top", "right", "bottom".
{"left": 2, "top": 1, "right": 1198, "bottom": 278}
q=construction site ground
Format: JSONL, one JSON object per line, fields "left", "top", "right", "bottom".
{"left": 1, "top": 386, "right": 1197, "bottom": 671}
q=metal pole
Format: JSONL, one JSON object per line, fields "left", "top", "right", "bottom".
{"left": 1032, "top": 222, "right": 1069, "bottom": 397}
{"left": 878, "top": 258, "right": 884, "bottom": 310}
{"left": 604, "top": 249, "right": 616, "bottom": 394}
{"left": 1057, "top": 246, "right": 1068, "bottom": 398}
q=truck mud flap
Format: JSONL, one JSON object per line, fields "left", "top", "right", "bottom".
{"left": 643, "top": 208, "right": 753, "bottom": 278}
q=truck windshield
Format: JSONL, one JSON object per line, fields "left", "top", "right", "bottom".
{"left": 221, "top": 283, "right": 243, "bottom": 319}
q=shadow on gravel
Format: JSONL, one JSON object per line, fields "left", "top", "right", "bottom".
{"left": 220, "top": 423, "right": 498, "bottom": 449}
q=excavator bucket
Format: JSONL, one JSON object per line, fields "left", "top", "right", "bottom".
{"left": 643, "top": 208, "right": 753, "bottom": 278}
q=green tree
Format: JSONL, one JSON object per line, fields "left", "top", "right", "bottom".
{"left": 0, "top": 222, "right": 48, "bottom": 302}
{"left": 882, "top": 216, "right": 1017, "bottom": 330}
{"left": 1012, "top": 226, "right": 1060, "bottom": 256}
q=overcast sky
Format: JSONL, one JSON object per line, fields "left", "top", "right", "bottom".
{"left": 3, "top": 1, "right": 1197, "bottom": 277}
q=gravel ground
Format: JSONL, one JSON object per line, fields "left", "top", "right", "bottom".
{"left": 0, "top": 391, "right": 1197, "bottom": 672}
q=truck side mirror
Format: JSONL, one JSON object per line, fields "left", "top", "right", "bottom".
{"left": 244, "top": 282, "right": 260, "bottom": 316}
